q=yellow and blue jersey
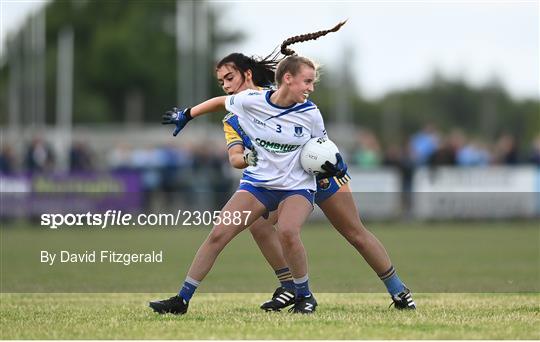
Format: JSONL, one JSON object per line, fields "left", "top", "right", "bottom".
{"left": 223, "top": 86, "right": 267, "bottom": 151}
{"left": 223, "top": 112, "right": 254, "bottom": 151}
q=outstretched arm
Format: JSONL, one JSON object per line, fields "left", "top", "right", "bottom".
{"left": 190, "top": 96, "right": 227, "bottom": 118}
{"left": 162, "top": 96, "right": 227, "bottom": 136}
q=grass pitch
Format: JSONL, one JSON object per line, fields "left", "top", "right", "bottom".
{"left": 2, "top": 221, "right": 538, "bottom": 293}
{"left": 1, "top": 221, "right": 539, "bottom": 339}
{"left": 1, "top": 292, "right": 538, "bottom": 339}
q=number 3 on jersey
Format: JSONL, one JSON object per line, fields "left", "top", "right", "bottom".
{"left": 276, "top": 124, "right": 282, "bottom": 133}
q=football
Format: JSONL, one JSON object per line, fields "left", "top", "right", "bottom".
{"left": 300, "top": 137, "right": 339, "bottom": 174}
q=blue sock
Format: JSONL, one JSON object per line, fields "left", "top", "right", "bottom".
{"left": 293, "top": 274, "right": 311, "bottom": 298}
{"left": 378, "top": 265, "right": 406, "bottom": 296}
{"left": 178, "top": 276, "right": 200, "bottom": 302}
{"left": 275, "top": 267, "right": 295, "bottom": 291}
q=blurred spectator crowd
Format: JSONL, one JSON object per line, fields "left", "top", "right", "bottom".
{"left": 351, "top": 125, "right": 540, "bottom": 169}
{"left": 348, "top": 125, "right": 540, "bottom": 195}
{"left": 1, "top": 126, "right": 539, "bottom": 208}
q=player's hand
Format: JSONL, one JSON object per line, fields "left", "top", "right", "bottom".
{"left": 243, "top": 149, "right": 258, "bottom": 167}
{"left": 319, "top": 153, "right": 347, "bottom": 179}
{"left": 161, "top": 107, "right": 192, "bottom": 136}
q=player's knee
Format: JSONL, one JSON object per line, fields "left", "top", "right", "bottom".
{"left": 277, "top": 227, "right": 301, "bottom": 247}
{"left": 345, "top": 225, "right": 372, "bottom": 252}
{"left": 249, "top": 223, "right": 272, "bottom": 241}
{"left": 348, "top": 232, "right": 367, "bottom": 251}
{"left": 206, "top": 230, "right": 229, "bottom": 249}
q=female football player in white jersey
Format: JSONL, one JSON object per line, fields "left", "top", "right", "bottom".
{"left": 151, "top": 50, "right": 328, "bottom": 314}
{"left": 215, "top": 24, "right": 415, "bottom": 311}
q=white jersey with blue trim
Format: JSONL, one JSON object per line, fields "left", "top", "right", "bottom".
{"left": 225, "top": 89, "right": 327, "bottom": 191}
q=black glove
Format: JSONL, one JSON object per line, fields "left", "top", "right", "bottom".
{"left": 317, "top": 153, "right": 348, "bottom": 179}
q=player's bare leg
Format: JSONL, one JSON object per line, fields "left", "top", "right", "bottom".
{"left": 248, "top": 212, "right": 288, "bottom": 272}
{"left": 249, "top": 212, "right": 297, "bottom": 311}
{"left": 187, "top": 190, "right": 267, "bottom": 281}
{"left": 149, "top": 191, "right": 266, "bottom": 314}
{"left": 318, "top": 183, "right": 391, "bottom": 273}
{"left": 275, "top": 195, "right": 317, "bottom": 313}
{"left": 275, "top": 195, "right": 312, "bottom": 278}
{"left": 318, "top": 183, "right": 415, "bottom": 309}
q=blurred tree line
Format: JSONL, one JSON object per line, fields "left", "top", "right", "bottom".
{"left": 1, "top": 0, "right": 538, "bottom": 147}
{"left": 313, "top": 71, "right": 539, "bottom": 146}
{"left": 0, "top": 0, "right": 242, "bottom": 125}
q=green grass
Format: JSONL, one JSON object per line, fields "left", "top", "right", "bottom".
{"left": 1, "top": 222, "right": 538, "bottom": 293}
{"left": 1, "top": 293, "right": 538, "bottom": 339}
{"left": 1, "top": 221, "right": 539, "bottom": 339}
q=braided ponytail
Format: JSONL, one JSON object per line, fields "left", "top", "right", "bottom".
{"left": 275, "top": 21, "right": 347, "bottom": 86}
{"left": 280, "top": 20, "right": 347, "bottom": 56}
{"left": 215, "top": 21, "right": 347, "bottom": 88}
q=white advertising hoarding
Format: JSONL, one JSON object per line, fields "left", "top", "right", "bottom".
{"left": 412, "top": 166, "right": 539, "bottom": 219}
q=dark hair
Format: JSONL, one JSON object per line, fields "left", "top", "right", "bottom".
{"left": 215, "top": 21, "right": 347, "bottom": 87}
{"left": 216, "top": 53, "right": 276, "bottom": 87}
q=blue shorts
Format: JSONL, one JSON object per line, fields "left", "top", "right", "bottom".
{"left": 238, "top": 182, "right": 315, "bottom": 213}
{"left": 314, "top": 173, "right": 351, "bottom": 205}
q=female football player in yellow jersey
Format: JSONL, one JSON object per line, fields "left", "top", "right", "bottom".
{"left": 151, "top": 45, "right": 331, "bottom": 315}
{"left": 215, "top": 24, "right": 415, "bottom": 311}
